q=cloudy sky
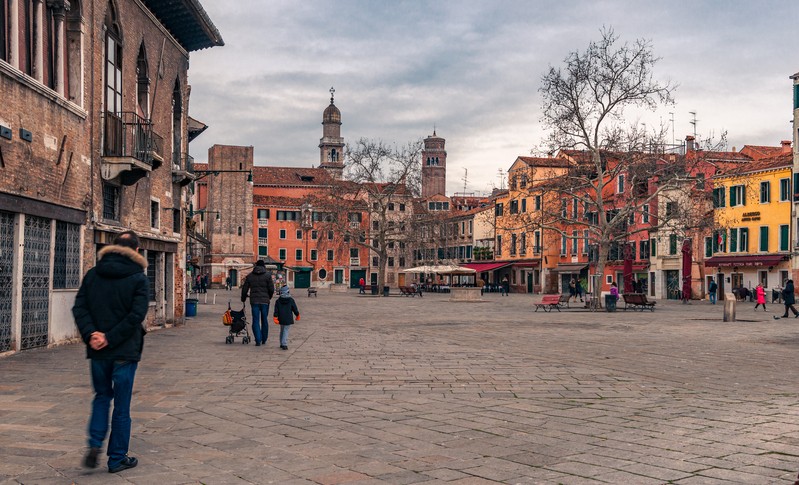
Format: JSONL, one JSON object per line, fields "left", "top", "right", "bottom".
{"left": 188, "top": 0, "right": 799, "bottom": 196}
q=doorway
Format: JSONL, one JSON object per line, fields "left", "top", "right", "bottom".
{"left": 350, "top": 269, "right": 365, "bottom": 289}
{"left": 665, "top": 270, "right": 680, "bottom": 300}
{"left": 527, "top": 273, "right": 533, "bottom": 293}
{"left": 334, "top": 269, "right": 344, "bottom": 284}
{"left": 229, "top": 269, "right": 238, "bottom": 288}
{"left": 294, "top": 270, "right": 311, "bottom": 289}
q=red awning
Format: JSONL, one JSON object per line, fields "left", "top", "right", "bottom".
{"left": 461, "top": 262, "right": 512, "bottom": 272}
{"left": 705, "top": 255, "right": 787, "bottom": 267}
{"left": 513, "top": 261, "right": 540, "bottom": 268}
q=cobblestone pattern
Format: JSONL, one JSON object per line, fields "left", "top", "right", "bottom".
{"left": 1, "top": 293, "right": 798, "bottom": 484}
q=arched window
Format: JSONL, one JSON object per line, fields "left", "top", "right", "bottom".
{"left": 104, "top": 1, "right": 122, "bottom": 114}
{"left": 331, "top": 148, "right": 337, "bottom": 162}
{"left": 172, "top": 79, "right": 182, "bottom": 166}
{"left": 136, "top": 43, "right": 149, "bottom": 118}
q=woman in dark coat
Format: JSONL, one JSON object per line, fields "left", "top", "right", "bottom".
{"left": 781, "top": 280, "right": 798, "bottom": 317}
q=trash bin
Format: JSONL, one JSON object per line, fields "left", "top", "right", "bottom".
{"left": 186, "top": 298, "right": 198, "bottom": 317}
{"left": 370, "top": 284, "right": 378, "bottom": 295}
{"left": 382, "top": 286, "right": 390, "bottom": 297}
{"left": 605, "top": 295, "right": 617, "bottom": 312}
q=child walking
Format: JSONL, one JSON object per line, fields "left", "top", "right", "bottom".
{"left": 754, "top": 283, "right": 767, "bottom": 311}
{"left": 273, "top": 285, "right": 299, "bottom": 350}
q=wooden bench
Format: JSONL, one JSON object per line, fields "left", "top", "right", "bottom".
{"left": 535, "top": 294, "right": 562, "bottom": 312}
{"left": 398, "top": 286, "right": 421, "bottom": 297}
{"left": 623, "top": 293, "right": 656, "bottom": 311}
{"left": 307, "top": 287, "right": 318, "bottom": 297}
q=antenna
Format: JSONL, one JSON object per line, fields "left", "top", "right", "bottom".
{"left": 669, "top": 112, "right": 675, "bottom": 146}
{"left": 462, "top": 168, "right": 468, "bottom": 194}
{"left": 497, "top": 168, "right": 504, "bottom": 190}
{"left": 689, "top": 111, "right": 698, "bottom": 139}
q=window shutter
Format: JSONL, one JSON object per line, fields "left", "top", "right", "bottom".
{"left": 741, "top": 186, "right": 746, "bottom": 206}
{"left": 729, "top": 187, "right": 736, "bottom": 206}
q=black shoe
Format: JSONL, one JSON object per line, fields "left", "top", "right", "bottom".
{"left": 109, "top": 456, "right": 138, "bottom": 473}
{"left": 280, "top": 345, "right": 287, "bottom": 350}
{"left": 83, "top": 447, "right": 101, "bottom": 468}
{"left": 255, "top": 342, "right": 260, "bottom": 346}
{"left": 261, "top": 341, "right": 266, "bottom": 345}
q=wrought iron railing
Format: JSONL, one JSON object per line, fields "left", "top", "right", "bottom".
{"left": 173, "top": 152, "right": 194, "bottom": 173}
{"left": 103, "top": 112, "right": 159, "bottom": 166}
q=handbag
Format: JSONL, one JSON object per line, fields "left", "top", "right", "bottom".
{"left": 222, "top": 303, "right": 233, "bottom": 325}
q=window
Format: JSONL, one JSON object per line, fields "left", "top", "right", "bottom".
{"left": 372, "top": 221, "right": 379, "bottom": 230}
{"left": 730, "top": 228, "right": 748, "bottom": 253}
{"left": 399, "top": 256, "right": 405, "bottom": 267}
{"left": 510, "top": 234, "right": 517, "bottom": 255}
{"left": 388, "top": 257, "right": 394, "bottom": 267}
{"left": 617, "top": 174, "right": 625, "bottom": 193}
{"left": 650, "top": 238, "right": 656, "bottom": 257}
{"left": 639, "top": 239, "right": 649, "bottom": 259}
{"left": 0, "top": 0, "right": 7, "bottom": 63}
{"left": 278, "top": 248, "right": 286, "bottom": 260}
{"left": 520, "top": 233, "right": 526, "bottom": 254}
{"left": 780, "top": 224, "right": 789, "bottom": 251}
{"left": 495, "top": 203, "right": 503, "bottom": 216}
{"left": 561, "top": 200, "right": 567, "bottom": 218}
{"left": 150, "top": 200, "right": 159, "bottom": 228}
{"left": 780, "top": 178, "right": 790, "bottom": 202}
{"left": 311, "top": 230, "right": 317, "bottom": 240}
{"left": 521, "top": 199, "right": 527, "bottom": 213}
{"left": 572, "top": 198, "right": 578, "bottom": 219}
{"left": 258, "top": 228, "right": 267, "bottom": 239}
{"left": 713, "top": 230, "right": 727, "bottom": 253}
{"left": 372, "top": 256, "right": 379, "bottom": 266}
{"left": 571, "top": 230, "right": 578, "bottom": 254}
{"left": 102, "top": 182, "right": 120, "bottom": 220}
{"left": 729, "top": 228, "right": 737, "bottom": 253}
{"left": 319, "top": 268, "right": 327, "bottom": 279}
{"left": 642, "top": 204, "right": 649, "bottom": 224}
{"left": 712, "top": 187, "right": 726, "bottom": 208}
{"left": 665, "top": 202, "right": 677, "bottom": 218}
{"left": 534, "top": 231, "right": 541, "bottom": 253}
{"left": 399, "top": 203, "right": 406, "bottom": 211}
{"left": 327, "top": 249, "right": 334, "bottom": 261}
{"left": 729, "top": 185, "right": 745, "bottom": 207}
{"left": 583, "top": 230, "right": 589, "bottom": 254}
{"left": 257, "top": 209, "right": 270, "bottom": 219}
{"left": 534, "top": 195, "right": 541, "bottom": 211}
{"left": 295, "top": 249, "right": 302, "bottom": 260}
{"left": 105, "top": 15, "right": 123, "bottom": 114}
{"left": 388, "top": 203, "right": 394, "bottom": 211}
{"left": 172, "top": 209, "right": 181, "bottom": 234}
{"left": 759, "top": 226, "right": 769, "bottom": 252}
{"left": 669, "top": 234, "right": 677, "bottom": 255}
{"left": 795, "top": 174, "right": 799, "bottom": 202}
{"left": 146, "top": 251, "right": 157, "bottom": 302}
{"left": 760, "top": 181, "right": 771, "bottom": 203}
{"left": 279, "top": 229, "right": 286, "bottom": 239}
{"left": 695, "top": 173, "right": 705, "bottom": 190}
{"left": 53, "top": 221, "right": 81, "bottom": 289}
{"left": 238, "top": 226, "right": 242, "bottom": 236}
{"left": 276, "top": 211, "right": 299, "bottom": 220}
{"left": 296, "top": 230, "right": 302, "bottom": 240}
{"left": 496, "top": 235, "right": 502, "bottom": 256}
{"left": 705, "top": 237, "right": 713, "bottom": 257}
{"left": 510, "top": 200, "right": 518, "bottom": 214}
{"left": 328, "top": 230, "right": 333, "bottom": 240}
{"left": 258, "top": 246, "right": 267, "bottom": 256}
{"left": 350, "top": 248, "right": 359, "bottom": 258}
{"left": 561, "top": 234, "right": 567, "bottom": 255}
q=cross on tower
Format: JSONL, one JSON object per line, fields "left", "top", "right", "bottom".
{"left": 329, "top": 86, "right": 335, "bottom": 104}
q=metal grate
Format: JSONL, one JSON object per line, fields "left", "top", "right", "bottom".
{"left": 0, "top": 211, "right": 14, "bottom": 352}
{"left": 147, "top": 251, "right": 157, "bottom": 302}
{"left": 102, "top": 183, "right": 120, "bottom": 220}
{"left": 53, "top": 221, "right": 81, "bottom": 289}
{"left": 21, "top": 215, "right": 51, "bottom": 350}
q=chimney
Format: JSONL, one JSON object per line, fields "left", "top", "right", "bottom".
{"left": 685, "top": 135, "right": 696, "bottom": 153}
{"left": 781, "top": 140, "right": 792, "bottom": 153}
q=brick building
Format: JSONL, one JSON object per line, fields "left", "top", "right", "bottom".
{"left": 0, "top": 0, "right": 222, "bottom": 353}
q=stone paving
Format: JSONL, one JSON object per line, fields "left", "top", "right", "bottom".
{"left": 2, "top": 290, "right": 799, "bottom": 484}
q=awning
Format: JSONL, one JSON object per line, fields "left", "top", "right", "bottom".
{"left": 461, "top": 262, "right": 513, "bottom": 272}
{"left": 607, "top": 263, "right": 650, "bottom": 271}
{"left": 705, "top": 255, "right": 788, "bottom": 267}
{"left": 512, "top": 261, "right": 540, "bottom": 268}
{"left": 555, "top": 263, "right": 588, "bottom": 273}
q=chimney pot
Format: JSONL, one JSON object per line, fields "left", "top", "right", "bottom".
{"left": 781, "top": 140, "right": 792, "bottom": 153}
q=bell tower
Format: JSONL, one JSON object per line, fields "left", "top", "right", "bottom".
{"left": 421, "top": 130, "right": 447, "bottom": 198}
{"left": 319, "top": 87, "right": 345, "bottom": 179}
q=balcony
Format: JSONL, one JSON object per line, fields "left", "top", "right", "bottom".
{"left": 258, "top": 237, "right": 268, "bottom": 246}
{"left": 101, "top": 112, "right": 164, "bottom": 185}
{"left": 172, "top": 152, "right": 194, "bottom": 186}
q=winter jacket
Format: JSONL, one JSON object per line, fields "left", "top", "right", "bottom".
{"left": 782, "top": 282, "right": 796, "bottom": 305}
{"left": 756, "top": 286, "right": 766, "bottom": 304}
{"left": 708, "top": 281, "right": 717, "bottom": 294}
{"left": 72, "top": 245, "right": 149, "bottom": 362}
{"left": 241, "top": 266, "right": 275, "bottom": 304}
{"left": 273, "top": 290, "right": 299, "bottom": 325}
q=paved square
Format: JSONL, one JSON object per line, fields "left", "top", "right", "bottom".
{"left": 1, "top": 291, "right": 798, "bottom": 484}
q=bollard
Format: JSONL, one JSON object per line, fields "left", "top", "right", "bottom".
{"left": 723, "top": 292, "right": 736, "bottom": 322}
{"left": 213, "top": 293, "right": 216, "bottom": 305}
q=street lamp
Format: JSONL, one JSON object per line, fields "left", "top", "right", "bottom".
{"left": 193, "top": 169, "right": 254, "bottom": 185}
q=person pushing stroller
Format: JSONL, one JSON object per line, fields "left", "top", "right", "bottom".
{"left": 273, "top": 285, "right": 300, "bottom": 350}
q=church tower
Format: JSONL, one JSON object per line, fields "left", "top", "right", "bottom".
{"left": 319, "top": 87, "right": 345, "bottom": 179}
{"left": 421, "top": 130, "right": 447, "bottom": 198}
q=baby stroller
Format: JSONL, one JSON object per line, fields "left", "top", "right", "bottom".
{"left": 223, "top": 302, "right": 250, "bottom": 344}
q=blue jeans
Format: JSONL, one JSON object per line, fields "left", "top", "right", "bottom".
{"left": 88, "top": 359, "right": 138, "bottom": 468}
{"left": 251, "top": 303, "right": 270, "bottom": 344}
{"left": 709, "top": 292, "right": 716, "bottom": 304}
{"left": 279, "top": 325, "right": 290, "bottom": 347}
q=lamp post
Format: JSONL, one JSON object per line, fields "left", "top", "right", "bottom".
{"left": 193, "top": 169, "right": 254, "bottom": 184}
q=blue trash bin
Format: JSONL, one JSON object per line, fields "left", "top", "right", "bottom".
{"left": 186, "top": 298, "right": 198, "bottom": 317}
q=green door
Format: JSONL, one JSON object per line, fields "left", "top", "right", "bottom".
{"left": 294, "top": 271, "right": 311, "bottom": 289}
{"left": 334, "top": 269, "right": 344, "bottom": 284}
{"left": 527, "top": 273, "right": 533, "bottom": 293}
{"left": 350, "top": 270, "right": 366, "bottom": 289}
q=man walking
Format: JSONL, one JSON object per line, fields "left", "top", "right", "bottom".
{"left": 72, "top": 231, "right": 149, "bottom": 474}
{"left": 708, "top": 277, "right": 717, "bottom": 304}
{"left": 241, "top": 260, "right": 275, "bottom": 346}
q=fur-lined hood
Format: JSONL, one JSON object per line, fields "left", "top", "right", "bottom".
{"left": 96, "top": 245, "right": 147, "bottom": 279}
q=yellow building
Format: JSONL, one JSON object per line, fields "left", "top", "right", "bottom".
{"left": 707, "top": 153, "right": 793, "bottom": 296}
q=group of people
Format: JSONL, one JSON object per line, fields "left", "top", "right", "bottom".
{"left": 193, "top": 273, "right": 209, "bottom": 293}
{"left": 568, "top": 278, "right": 584, "bottom": 302}
{"left": 707, "top": 276, "right": 799, "bottom": 317}
{"left": 72, "top": 234, "right": 300, "bottom": 474}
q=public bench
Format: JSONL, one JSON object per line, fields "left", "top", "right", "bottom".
{"left": 622, "top": 293, "right": 656, "bottom": 311}
{"left": 535, "top": 294, "right": 563, "bottom": 312}
{"left": 398, "top": 286, "right": 421, "bottom": 297}
{"left": 307, "top": 287, "right": 318, "bottom": 297}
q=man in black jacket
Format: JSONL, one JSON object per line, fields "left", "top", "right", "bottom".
{"left": 241, "top": 260, "right": 275, "bottom": 346}
{"left": 72, "top": 231, "right": 149, "bottom": 474}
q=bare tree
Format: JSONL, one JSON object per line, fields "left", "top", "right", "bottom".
{"left": 315, "top": 138, "right": 422, "bottom": 293}
{"left": 538, "top": 27, "right": 677, "bottom": 290}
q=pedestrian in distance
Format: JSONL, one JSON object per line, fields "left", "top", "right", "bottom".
{"left": 708, "top": 277, "right": 717, "bottom": 304}
{"left": 72, "top": 230, "right": 149, "bottom": 474}
{"left": 501, "top": 275, "right": 510, "bottom": 296}
{"left": 273, "top": 285, "right": 300, "bottom": 350}
{"left": 575, "top": 279, "right": 584, "bottom": 302}
{"left": 781, "top": 279, "right": 799, "bottom": 318}
{"left": 754, "top": 283, "right": 767, "bottom": 311}
{"left": 609, "top": 281, "right": 619, "bottom": 303}
{"left": 359, "top": 276, "right": 365, "bottom": 294}
{"left": 241, "top": 260, "right": 275, "bottom": 346}
{"left": 569, "top": 278, "right": 577, "bottom": 302}
{"left": 225, "top": 275, "right": 231, "bottom": 291}
{"left": 200, "top": 273, "right": 208, "bottom": 293}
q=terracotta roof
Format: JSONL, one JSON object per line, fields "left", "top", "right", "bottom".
{"left": 516, "top": 156, "right": 572, "bottom": 168}
{"left": 252, "top": 195, "right": 308, "bottom": 208}
{"left": 716, "top": 152, "right": 792, "bottom": 177}
{"left": 252, "top": 166, "right": 334, "bottom": 186}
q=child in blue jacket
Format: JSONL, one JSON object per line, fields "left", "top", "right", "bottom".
{"left": 273, "top": 285, "right": 300, "bottom": 350}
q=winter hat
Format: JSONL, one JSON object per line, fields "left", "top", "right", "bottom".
{"left": 255, "top": 260, "right": 266, "bottom": 267}
{"left": 280, "top": 285, "right": 291, "bottom": 297}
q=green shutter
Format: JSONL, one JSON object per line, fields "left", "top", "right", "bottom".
{"left": 705, "top": 237, "right": 712, "bottom": 257}
{"left": 729, "top": 187, "right": 737, "bottom": 206}
{"left": 781, "top": 225, "right": 789, "bottom": 251}
{"left": 740, "top": 228, "right": 748, "bottom": 252}
{"left": 760, "top": 227, "right": 769, "bottom": 252}
{"left": 730, "top": 229, "right": 737, "bottom": 253}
